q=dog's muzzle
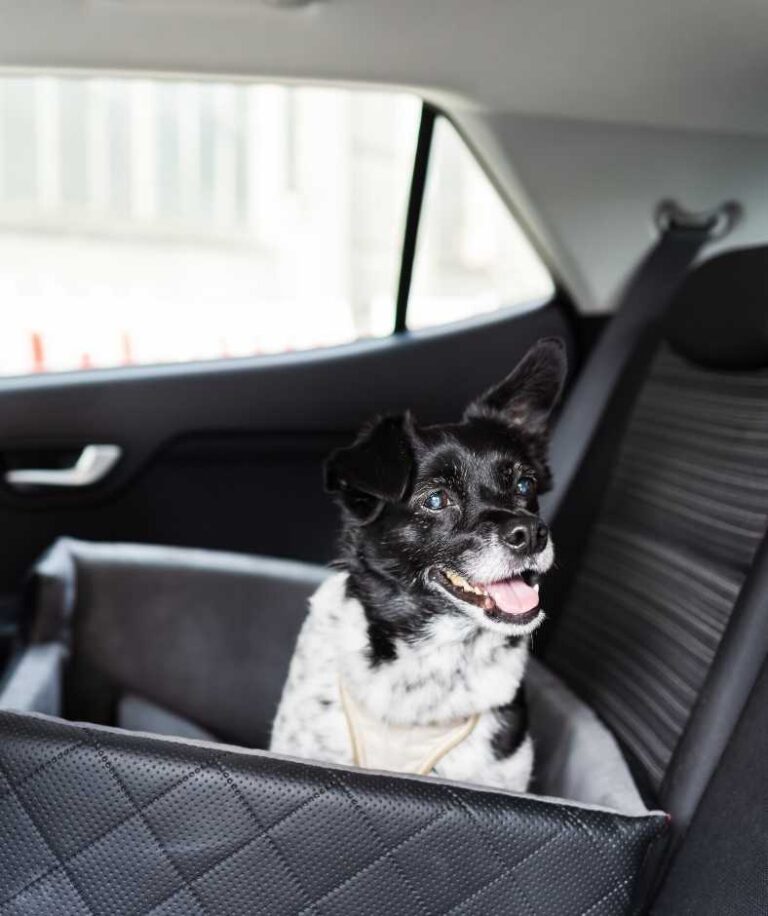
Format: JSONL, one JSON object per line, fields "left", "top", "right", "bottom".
{"left": 503, "top": 517, "right": 549, "bottom": 555}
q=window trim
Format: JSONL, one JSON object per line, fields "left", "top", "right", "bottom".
{"left": 394, "top": 102, "right": 436, "bottom": 333}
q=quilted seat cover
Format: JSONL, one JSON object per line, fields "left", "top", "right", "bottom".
{"left": 0, "top": 710, "right": 664, "bottom": 916}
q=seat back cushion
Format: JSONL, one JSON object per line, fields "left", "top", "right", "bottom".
{"left": 544, "top": 341, "right": 768, "bottom": 790}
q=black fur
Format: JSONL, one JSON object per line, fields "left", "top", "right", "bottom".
{"left": 491, "top": 687, "right": 529, "bottom": 760}
{"left": 325, "top": 338, "right": 567, "bottom": 666}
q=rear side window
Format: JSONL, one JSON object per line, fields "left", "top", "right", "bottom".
{"left": 407, "top": 117, "right": 554, "bottom": 330}
{"left": 0, "top": 78, "right": 554, "bottom": 377}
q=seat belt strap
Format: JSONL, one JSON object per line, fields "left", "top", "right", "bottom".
{"left": 540, "top": 202, "right": 737, "bottom": 524}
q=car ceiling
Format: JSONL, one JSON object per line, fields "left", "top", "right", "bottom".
{"left": 3, "top": 0, "right": 768, "bottom": 312}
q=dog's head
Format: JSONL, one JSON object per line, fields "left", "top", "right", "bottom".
{"left": 326, "top": 338, "right": 566, "bottom": 639}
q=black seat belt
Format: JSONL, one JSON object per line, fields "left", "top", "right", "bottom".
{"left": 540, "top": 200, "right": 740, "bottom": 524}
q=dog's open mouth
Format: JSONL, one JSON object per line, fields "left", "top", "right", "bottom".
{"left": 428, "top": 566, "right": 542, "bottom": 624}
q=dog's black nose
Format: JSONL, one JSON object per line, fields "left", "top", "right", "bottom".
{"left": 506, "top": 519, "right": 549, "bottom": 553}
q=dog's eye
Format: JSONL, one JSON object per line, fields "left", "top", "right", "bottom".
{"left": 423, "top": 489, "right": 451, "bottom": 511}
{"left": 515, "top": 476, "right": 536, "bottom": 498}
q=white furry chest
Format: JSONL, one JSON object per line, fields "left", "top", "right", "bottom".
{"left": 270, "top": 573, "right": 533, "bottom": 792}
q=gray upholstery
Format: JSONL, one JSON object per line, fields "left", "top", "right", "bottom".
{"left": 545, "top": 343, "right": 768, "bottom": 788}
{"left": 118, "top": 694, "right": 218, "bottom": 743}
{"left": 0, "top": 644, "right": 63, "bottom": 717}
{"left": 29, "top": 538, "right": 327, "bottom": 748}
{"left": 527, "top": 659, "right": 647, "bottom": 815}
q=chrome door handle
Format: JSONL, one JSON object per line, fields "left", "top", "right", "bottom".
{"left": 5, "top": 445, "right": 122, "bottom": 489}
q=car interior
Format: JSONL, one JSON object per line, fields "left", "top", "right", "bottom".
{"left": 1, "top": 2, "right": 767, "bottom": 914}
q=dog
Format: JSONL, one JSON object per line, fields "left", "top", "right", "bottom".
{"left": 270, "top": 338, "right": 567, "bottom": 792}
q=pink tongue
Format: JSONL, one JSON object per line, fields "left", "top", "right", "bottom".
{"left": 485, "top": 578, "right": 539, "bottom": 616}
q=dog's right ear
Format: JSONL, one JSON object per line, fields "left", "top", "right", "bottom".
{"left": 325, "top": 414, "right": 415, "bottom": 524}
{"left": 464, "top": 337, "right": 567, "bottom": 433}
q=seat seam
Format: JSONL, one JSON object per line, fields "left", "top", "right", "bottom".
{"left": 438, "top": 822, "right": 576, "bottom": 916}
{"left": 143, "top": 781, "right": 338, "bottom": 916}
{"left": 295, "top": 808, "right": 453, "bottom": 915}
{"left": 0, "top": 739, "right": 88, "bottom": 803}
{"left": 562, "top": 806, "right": 628, "bottom": 900}
{"left": 0, "top": 750, "right": 97, "bottom": 916}
{"left": 84, "top": 728, "right": 212, "bottom": 916}
{"left": 578, "top": 876, "right": 634, "bottom": 916}
{"left": 325, "top": 772, "right": 432, "bottom": 916}
{"left": 212, "top": 756, "right": 320, "bottom": 916}
{"left": 0, "top": 761, "right": 209, "bottom": 910}
{"left": 442, "top": 786, "right": 538, "bottom": 916}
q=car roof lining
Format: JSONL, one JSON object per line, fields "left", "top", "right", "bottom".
{"left": 2, "top": 0, "right": 768, "bottom": 137}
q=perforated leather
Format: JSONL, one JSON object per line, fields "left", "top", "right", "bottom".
{"left": 0, "top": 710, "right": 664, "bottom": 916}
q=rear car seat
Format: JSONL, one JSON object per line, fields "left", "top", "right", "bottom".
{"left": 543, "top": 245, "right": 768, "bottom": 907}
{"left": 546, "top": 248, "right": 768, "bottom": 778}
{"left": 1, "top": 245, "right": 768, "bottom": 913}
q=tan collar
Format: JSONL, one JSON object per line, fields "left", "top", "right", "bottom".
{"left": 339, "top": 679, "right": 479, "bottom": 776}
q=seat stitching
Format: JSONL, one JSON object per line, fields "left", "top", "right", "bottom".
{"left": 0, "top": 739, "right": 88, "bottom": 803}
{"left": 560, "top": 807, "right": 626, "bottom": 893}
{"left": 442, "top": 786, "right": 538, "bottom": 916}
{"left": 578, "top": 876, "right": 633, "bottom": 916}
{"left": 0, "top": 762, "right": 208, "bottom": 910}
{"left": 295, "top": 808, "right": 453, "bottom": 915}
{"left": 0, "top": 750, "right": 97, "bottom": 916}
{"left": 325, "top": 772, "right": 432, "bottom": 916}
{"left": 437, "top": 823, "right": 574, "bottom": 916}
{"left": 0, "top": 719, "right": 650, "bottom": 916}
{"left": 212, "top": 757, "right": 319, "bottom": 916}
{"left": 143, "top": 782, "right": 337, "bottom": 915}
{"left": 557, "top": 808, "right": 635, "bottom": 913}
{"left": 84, "top": 728, "right": 211, "bottom": 916}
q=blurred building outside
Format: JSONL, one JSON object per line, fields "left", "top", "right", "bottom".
{"left": 0, "top": 77, "right": 552, "bottom": 376}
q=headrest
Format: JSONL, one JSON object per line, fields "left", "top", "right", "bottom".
{"left": 665, "top": 246, "right": 768, "bottom": 370}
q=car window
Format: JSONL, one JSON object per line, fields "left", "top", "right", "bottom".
{"left": 0, "top": 77, "right": 419, "bottom": 375}
{"left": 407, "top": 116, "right": 554, "bottom": 331}
{"left": 0, "top": 80, "right": 554, "bottom": 378}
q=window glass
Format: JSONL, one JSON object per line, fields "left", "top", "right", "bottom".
{"left": 407, "top": 117, "right": 554, "bottom": 330}
{"left": 0, "top": 77, "right": 420, "bottom": 375}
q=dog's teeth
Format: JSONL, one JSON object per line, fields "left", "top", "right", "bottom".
{"left": 445, "top": 569, "right": 481, "bottom": 595}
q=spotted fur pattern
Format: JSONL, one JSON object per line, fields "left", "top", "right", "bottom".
{"left": 270, "top": 572, "right": 534, "bottom": 791}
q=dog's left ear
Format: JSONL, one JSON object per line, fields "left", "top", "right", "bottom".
{"left": 464, "top": 337, "right": 567, "bottom": 433}
{"left": 325, "top": 414, "right": 415, "bottom": 524}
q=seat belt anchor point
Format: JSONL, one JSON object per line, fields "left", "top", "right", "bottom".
{"left": 654, "top": 199, "right": 741, "bottom": 241}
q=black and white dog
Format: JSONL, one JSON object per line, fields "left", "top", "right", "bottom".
{"left": 271, "top": 338, "right": 566, "bottom": 792}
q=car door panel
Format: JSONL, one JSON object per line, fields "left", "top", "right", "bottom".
{"left": 0, "top": 300, "right": 572, "bottom": 596}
